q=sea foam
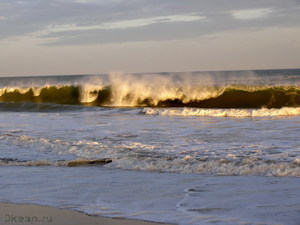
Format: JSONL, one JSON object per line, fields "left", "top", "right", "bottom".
{"left": 142, "top": 107, "right": 300, "bottom": 117}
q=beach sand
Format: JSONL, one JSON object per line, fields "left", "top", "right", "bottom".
{"left": 0, "top": 203, "right": 175, "bottom": 225}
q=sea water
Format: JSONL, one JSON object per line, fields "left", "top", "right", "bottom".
{"left": 0, "top": 69, "right": 300, "bottom": 225}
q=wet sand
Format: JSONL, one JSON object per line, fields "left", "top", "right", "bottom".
{"left": 0, "top": 202, "right": 175, "bottom": 225}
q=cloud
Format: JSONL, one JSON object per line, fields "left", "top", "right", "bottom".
{"left": 101, "top": 14, "right": 205, "bottom": 29}
{"left": 231, "top": 8, "right": 273, "bottom": 20}
{"left": 41, "top": 13, "right": 205, "bottom": 34}
{"left": 0, "top": 0, "right": 299, "bottom": 45}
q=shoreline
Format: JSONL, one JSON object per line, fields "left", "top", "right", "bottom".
{"left": 0, "top": 202, "right": 175, "bottom": 225}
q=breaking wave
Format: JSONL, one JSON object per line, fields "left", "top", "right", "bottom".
{"left": 0, "top": 157, "right": 299, "bottom": 177}
{"left": 106, "top": 157, "right": 300, "bottom": 177}
{"left": 1, "top": 70, "right": 300, "bottom": 111}
{"left": 1, "top": 85, "right": 300, "bottom": 109}
{"left": 87, "top": 85, "right": 300, "bottom": 108}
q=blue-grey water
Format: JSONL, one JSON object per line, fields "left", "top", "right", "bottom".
{"left": 0, "top": 69, "right": 300, "bottom": 225}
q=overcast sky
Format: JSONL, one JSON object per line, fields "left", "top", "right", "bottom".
{"left": 1, "top": 0, "right": 300, "bottom": 76}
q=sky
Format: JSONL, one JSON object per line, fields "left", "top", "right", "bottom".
{"left": 0, "top": 0, "right": 300, "bottom": 76}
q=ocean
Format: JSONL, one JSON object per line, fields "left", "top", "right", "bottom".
{"left": 0, "top": 69, "right": 300, "bottom": 225}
